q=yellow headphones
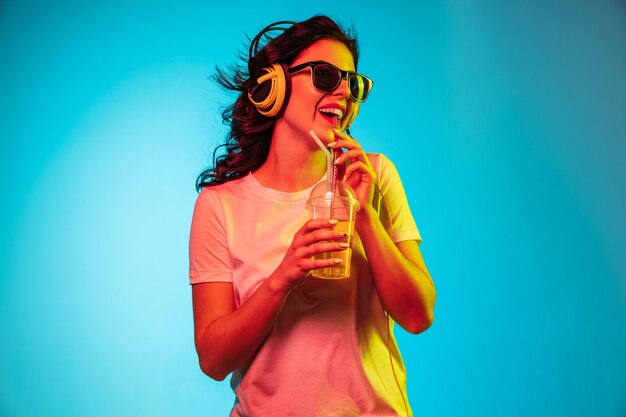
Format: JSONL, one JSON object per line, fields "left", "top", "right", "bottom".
{"left": 249, "top": 62, "right": 360, "bottom": 130}
{"left": 247, "top": 20, "right": 359, "bottom": 130}
{"left": 248, "top": 63, "right": 290, "bottom": 118}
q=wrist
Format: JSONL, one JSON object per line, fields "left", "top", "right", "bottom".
{"left": 355, "top": 203, "right": 377, "bottom": 231}
{"left": 266, "top": 272, "right": 293, "bottom": 298}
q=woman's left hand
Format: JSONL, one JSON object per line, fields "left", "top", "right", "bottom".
{"left": 328, "top": 129, "right": 376, "bottom": 210}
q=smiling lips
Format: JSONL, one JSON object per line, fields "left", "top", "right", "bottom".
{"left": 318, "top": 107, "right": 344, "bottom": 121}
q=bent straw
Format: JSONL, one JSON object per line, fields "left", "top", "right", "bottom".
{"left": 309, "top": 129, "right": 345, "bottom": 220}
{"left": 308, "top": 130, "right": 333, "bottom": 193}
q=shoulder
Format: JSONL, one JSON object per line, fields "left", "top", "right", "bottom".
{"left": 366, "top": 153, "right": 399, "bottom": 181}
{"left": 196, "top": 175, "right": 250, "bottom": 202}
{"left": 193, "top": 176, "right": 252, "bottom": 222}
{"left": 367, "top": 152, "right": 394, "bottom": 167}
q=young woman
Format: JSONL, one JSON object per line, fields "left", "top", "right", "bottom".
{"left": 189, "top": 15, "right": 436, "bottom": 416}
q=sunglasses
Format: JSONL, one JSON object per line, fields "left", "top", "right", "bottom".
{"left": 287, "top": 61, "right": 373, "bottom": 102}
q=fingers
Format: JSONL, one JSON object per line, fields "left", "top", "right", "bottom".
{"left": 331, "top": 128, "right": 355, "bottom": 144}
{"left": 303, "top": 240, "right": 350, "bottom": 257}
{"left": 343, "top": 160, "right": 374, "bottom": 182}
{"left": 278, "top": 218, "right": 351, "bottom": 287}
{"left": 329, "top": 128, "right": 365, "bottom": 152}
{"left": 328, "top": 138, "right": 361, "bottom": 152}
{"left": 291, "top": 245, "right": 348, "bottom": 275}
{"left": 334, "top": 149, "right": 367, "bottom": 165}
{"left": 297, "top": 221, "right": 347, "bottom": 247}
{"left": 332, "top": 144, "right": 373, "bottom": 180}
{"left": 286, "top": 222, "right": 348, "bottom": 280}
{"left": 328, "top": 130, "right": 371, "bottom": 169}
{"left": 295, "top": 219, "right": 349, "bottom": 260}
{"left": 299, "top": 218, "right": 339, "bottom": 234}
{"left": 297, "top": 240, "right": 349, "bottom": 271}
{"left": 301, "top": 256, "right": 344, "bottom": 271}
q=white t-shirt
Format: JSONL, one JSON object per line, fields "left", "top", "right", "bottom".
{"left": 189, "top": 154, "right": 421, "bottom": 417}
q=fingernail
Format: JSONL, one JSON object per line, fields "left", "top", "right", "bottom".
{"left": 329, "top": 219, "right": 339, "bottom": 224}
{"left": 333, "top": 258, "right": 343, "bottom": 264}
{"left": 340, "top": 243, "right": 350, "bottom": 248}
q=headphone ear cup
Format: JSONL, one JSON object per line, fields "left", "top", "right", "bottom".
{"left": 248, "top": 63, "right": 290, "bottom": 117}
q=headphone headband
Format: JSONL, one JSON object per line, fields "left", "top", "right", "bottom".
{"left": 248, "top": 20, "right": 297, "bottom": 60}
{"left": 247, "top": 21, "right": 296, "bottom": 118}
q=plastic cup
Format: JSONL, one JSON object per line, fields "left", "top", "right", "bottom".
{"left": 306, "top": 182, "right": 359, "bottom": 279}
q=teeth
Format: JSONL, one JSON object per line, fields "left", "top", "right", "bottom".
{"left": 319, "top": 107, "right": 344, "bottom": 120}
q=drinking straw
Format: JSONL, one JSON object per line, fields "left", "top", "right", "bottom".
{"left": 308, "top": 130, "right": 333, "bottom": 193}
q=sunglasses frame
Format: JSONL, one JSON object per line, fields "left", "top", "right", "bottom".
{"left": 287, "top": 61, "right": 373, "bottom": 103}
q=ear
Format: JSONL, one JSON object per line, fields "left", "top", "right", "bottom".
{"left": 341, "top": 101, "right": 360, "bottom": 131}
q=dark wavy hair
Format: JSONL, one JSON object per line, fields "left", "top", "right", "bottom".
{"left": 196, "top": 15, "right": 359, "bottom": 191}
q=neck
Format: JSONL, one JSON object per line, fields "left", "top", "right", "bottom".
{"left": 253, "top": 128, "right": 328, "bottom": 192}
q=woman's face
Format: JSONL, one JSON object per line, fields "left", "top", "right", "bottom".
{"left": 280, "top": 38, "right": 359, "bottom": 144}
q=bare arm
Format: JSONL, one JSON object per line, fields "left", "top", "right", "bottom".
{"left": 330, "top": 131, "right": 436, "bottom": 333}
{"left": 192, "top": 279, "right": 289, "bottom": 381}
{"left": 355, "top": 204, "right": 436, "bottom": 334}
{"left": 192, "top": 218, "right": 347, "bottom": 380}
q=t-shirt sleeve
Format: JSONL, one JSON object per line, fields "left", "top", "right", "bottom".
{"left": 188, "top": 188, "right": 233, "bottom": 284}
{"left": 372, "top": 154, "right": 422, "bottom": 244}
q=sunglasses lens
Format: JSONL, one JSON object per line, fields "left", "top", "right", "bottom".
{"left": 310, "top": 63, "right": 371, "bottom": 102}
{"left": 312, "top": 63, "right": 341, "bottom": 91}
{"left": 350, "top": 75, "right": 371, "bottom": 102}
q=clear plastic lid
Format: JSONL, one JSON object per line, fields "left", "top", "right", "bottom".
{"left": 306, "top": 180, "right": 360, "bottom": 211}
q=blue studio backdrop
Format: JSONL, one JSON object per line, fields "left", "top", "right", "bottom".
{"left": 1, "top": 1, "right": 625, "bottom": 416}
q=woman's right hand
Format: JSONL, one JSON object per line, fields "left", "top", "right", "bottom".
{"left": 271, "top": 218, "right": 348, "bottom": 291}
{"left": 193, "top": 218, "right": 347, "bottom": 380}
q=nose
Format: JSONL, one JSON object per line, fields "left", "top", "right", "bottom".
{"left": 333, "top": 76, "right": 350, "bottom": 99}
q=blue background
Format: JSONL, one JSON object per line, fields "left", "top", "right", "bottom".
{"left": 1, "top": 1, "right": 625, "bottom": 416}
